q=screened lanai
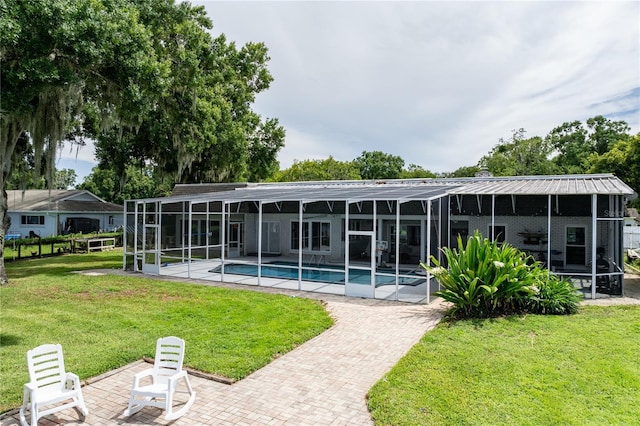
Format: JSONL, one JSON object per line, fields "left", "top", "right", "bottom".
{"left": 124, "top": 174, "right": 635, "bottom": 303}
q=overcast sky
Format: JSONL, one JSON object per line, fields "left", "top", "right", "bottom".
{"left": 59, "top": 0, "right": 640, "bottom": 182}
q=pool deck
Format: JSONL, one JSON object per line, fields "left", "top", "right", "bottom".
{"left": 157, "top": 258, "right": 437, "bottom": 304}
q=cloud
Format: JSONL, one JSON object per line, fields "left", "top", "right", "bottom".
{"left": 59, "top": 0, "right": 640, "bottom": 181}
{"left": 201, "top": 0, "right": 639, "bottom": 173}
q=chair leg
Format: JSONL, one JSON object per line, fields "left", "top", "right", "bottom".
{"left": 18, "top": 388, "right": 32, "bottom": 426}
{"left": 124, "top": 394, "right": 143, "bottom": 417}
{"left": 165, "top": 376, "right": 196, "bottom": 420}
{"left": 76, "top": 393, "right": 89, "bottom": 417}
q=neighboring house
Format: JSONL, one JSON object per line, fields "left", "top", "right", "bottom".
{"left": 6, "top": 190, "right": 124, "bottom": 238}
{"left": 124, "top": 174, "right": 636, "bottom": 302}
{"left": 625, "top": 207, "right": 640, "bottom": 226}
{"left": 624, "top": 208, "right": 640, "bottom": 249}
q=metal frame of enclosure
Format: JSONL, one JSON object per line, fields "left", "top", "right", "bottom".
{"left": 124, "top": 174, "right": 635, "bottom": 303}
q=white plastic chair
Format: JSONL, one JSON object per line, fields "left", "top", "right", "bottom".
{"left": 124, "top": 336, "right": 196, "bottom": 420}
{"left": 19, "top": 343, "right": 88, "bottom": 426}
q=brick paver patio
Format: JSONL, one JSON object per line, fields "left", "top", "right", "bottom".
{"left": 5, "top": 273, "right": 637, "bottom": 425}
{"left": 1, "top": 286, "right": 448, "bottom": 426}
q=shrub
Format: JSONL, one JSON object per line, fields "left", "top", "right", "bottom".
{"left": 422, "top": 231, "right": 580, "bottom": 318}
{"left": 526, "top": 273, "right": 582, "bottom": 315}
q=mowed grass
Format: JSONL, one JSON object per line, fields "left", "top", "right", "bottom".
{"left": 368, "top": 306, "right": 640, "bottom": 425}
{"left": 0, "top": 250, "right": 333, "bottom": 412}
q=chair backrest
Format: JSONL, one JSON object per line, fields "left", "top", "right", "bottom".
{"left": 152, "top": 337, "right": 185, "bottom": 382}
{"left": 27, "top": 344, "right": 66, "bottom": 392}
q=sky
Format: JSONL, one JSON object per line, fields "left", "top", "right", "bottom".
{"left": 58, "top": 0, "right": 640, "bottom": 183}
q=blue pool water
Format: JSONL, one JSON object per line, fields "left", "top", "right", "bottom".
{"left": 210, "top": 262, "right": 425, "bottom": 287}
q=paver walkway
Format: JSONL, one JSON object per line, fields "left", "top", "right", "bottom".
{"left": 4, "top": 273, "right": 638, "bottom": 425}
{"left": 1, "top": 277, "right": 448, "bottom": 426}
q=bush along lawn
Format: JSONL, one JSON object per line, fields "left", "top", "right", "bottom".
{"left": 421, "top": 230, "right": 582, "bottom": 318}
{"left": 0, "top": 250, "right": 333, "bottom": 413}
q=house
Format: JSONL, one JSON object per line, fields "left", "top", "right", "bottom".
{"left": 6, "top": 190, "right": 124, "bottom": 238}
{"left": 123, "top": 174, "right": 636, "bottom": 302}
{"left": 625, "top": 207, "right": 640, "bottom": 226}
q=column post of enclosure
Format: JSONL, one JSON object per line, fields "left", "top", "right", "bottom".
{"left": 426, "top": 199, "right": 432, "bottom": 304}
{"left": 298, "top": 200, "right": 303, "bottom": 290}
{"left": 187, "top": 201, "right": 193, "bottom": 278}
{"left": 258, "top": 201, "right": 263, "bottom": 286}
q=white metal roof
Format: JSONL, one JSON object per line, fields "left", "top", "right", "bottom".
{"left": 131, "top": 174, "right": 635, "bottom": 205}
{"left": 447, "top": 174, "right": 635, "bottom": 195}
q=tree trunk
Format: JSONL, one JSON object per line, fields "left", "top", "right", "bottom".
{"left": 1, "top": 121, "right": 22, "bottom": 284}
{"left": 0, "top": 187, "right": 9, "bottom": 285}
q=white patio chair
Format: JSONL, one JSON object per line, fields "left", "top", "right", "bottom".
{"left": 124, "top": 336, "right": 196, "bottom": 420}
{"left": 19, "top": 343, "right": 88, "bottom": 426}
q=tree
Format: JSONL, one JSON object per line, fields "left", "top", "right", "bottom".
{"left": 53, "top": 169, "right": 77, "bottom": 190}
{"left": 270, "top": 157, "right": 361, "bottom": 182}
{"left": 353, "top": 151, "right": 405, "bottom": 180}
{"left": 440, "top": 165, "right": 482, "bottom": 178}
{"left": 1, "top": 0, "right": 169, "bottom": 283}
{"left": 479, "top": 129, "right": 559, "bottom": 176}
{"left": 588, "top": 134, "right": 640, "bottom": 208}
{"left": 1, "top": 0, "right": 282, "bottom": 283}
{"left": 546, "top": 115, "right": 631, "bottom": 174}
{"left": 93, "top": 9, "right": 285, "bottom": 187}
{"left": 79, "top": 164, "right": 172, "bottom": 205}
{"left": 6, "top": 133, "right": 45, "bottom": 189}
{"left": 400, "top": 164, "right": 436, "bottom": 179}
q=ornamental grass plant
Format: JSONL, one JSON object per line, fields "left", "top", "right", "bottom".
{"left": 421, "top": 231, "right": 581, "bottom": 318}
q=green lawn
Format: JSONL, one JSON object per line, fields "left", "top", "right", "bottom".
{"left": 368, "top": 306, "right": 640, "bottom": 425}
{"left": 0, "top": 250, "right": 333, "bottom": 413}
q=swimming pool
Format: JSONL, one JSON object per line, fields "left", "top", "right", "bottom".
{"left": 209, "top": 261, "right": 425, "bottom": 287}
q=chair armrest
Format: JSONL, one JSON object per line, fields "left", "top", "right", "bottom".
{"left": 64, "top": 372, "right": 82, "bottom": 389}
{"left": 131, "top": 368, "right": 154, "bottom": 387}
{"left": 24, "top": 382, "right": 37, "bottom": 392}
{"left": 167, "top": 370, "right": 188, "bottom": 389}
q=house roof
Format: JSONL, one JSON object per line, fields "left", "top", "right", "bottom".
{"left": 140, "top": 174, "right": 635, "bottom": 206}
{"left": 158, "top": 180, "right": 461, "bottom": 205}
{"left": 7, "top": 190, "right": 123, "bottom": 213}
{"left": 171, "top": 183, "right": 251, "bottom": 197}
{"left": 446, "top": 174, "right": 636, "bottom": 196}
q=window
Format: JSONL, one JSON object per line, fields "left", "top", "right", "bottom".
{"left": 21, "top": 215, "right": 45, "bottom": 225}
{"left": 108, "top": 215, "right": 114, "bottom": 225}
{"left": 450, "top": 220, "right": 469, "bottom": 243}
{"left": 488, "top": 224, "right": 506, "bottom": 243}
{"left": 291, "top": 220, "right": 331, "bottom": 252}
{"left": 566, "top": 226, "right": 586, "bottom": 265}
